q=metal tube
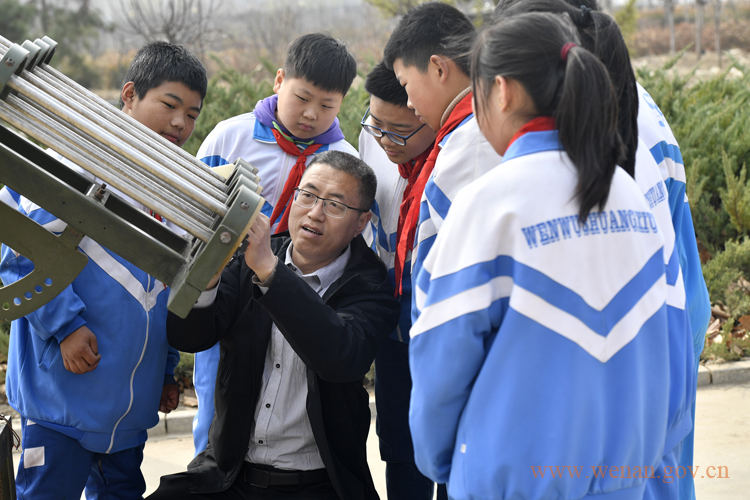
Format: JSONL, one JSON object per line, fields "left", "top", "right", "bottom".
{"left": 40, "top": 63, "right": 226, "bottom": 183}
{"left": 8, "top": 95, "right": 215, "bottom": 229}
{"left": 0, "top": 101, "right": 213, "bottom": 242}
{"left": 14, "top": 94, "right": 216, "bottom": 224}
{"left": 6, "top": 74, "right": 229, "bottom": 216}
{"left": 17, "top": 71, "right": 228, "bottom": 203}
{"left": 29, "top": 67, "right": 228, "bottom": 193}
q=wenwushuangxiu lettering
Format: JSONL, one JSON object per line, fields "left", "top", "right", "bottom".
{"left": 521, "top": 210, "right": 659, "bottom": 249}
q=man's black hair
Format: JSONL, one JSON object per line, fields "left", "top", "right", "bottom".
{"left": 284, "top": 33, "right": 357, "bottom": 96}
{"left": 307, "top": 151, "right": 377, "bottom": 211}
{"left": 364, "top": 61, "right": 408, "bottom": 107}
{"left": 383, "top": 2, "right": 476, "bottom": 76}
{"left": 119, "top": 41, "right": 207, "bottom": 109}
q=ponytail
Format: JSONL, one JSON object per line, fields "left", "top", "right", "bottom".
{"left": 492, "top": 0, "right": 638, "bottom": 179}
{"left": 556, "top": 46, "right": 625, "bottom": 221}
{"left": 471, "top": 12, "right": 625, "bottom": 221}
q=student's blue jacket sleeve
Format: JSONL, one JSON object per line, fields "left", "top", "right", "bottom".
{"left": 408, "top": 208, "right": 499, "bottom": 484}
{"left": 678, "top": 200, "right": 711, "bottom": 361}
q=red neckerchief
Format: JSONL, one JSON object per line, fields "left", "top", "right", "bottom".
{"left": 506, "top": 116, "right": 557, "bottom": 150}
{"left": 268, "top": 129, "right": 323, "bottom": 233}
{"left": 393, "top": 92, "right": 474, "bottom": 296}
{"left": 392, "top": 147, "right": 433, "bottom": 295}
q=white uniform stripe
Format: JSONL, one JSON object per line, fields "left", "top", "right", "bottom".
{"left": 411, "top": 276, "right": 514, "bottom": 338}
{"left": 511, "top": 276, "right": 667, "bottom": 363}
{"left": 78, "top": 238, "right": 164, "bottom": 311}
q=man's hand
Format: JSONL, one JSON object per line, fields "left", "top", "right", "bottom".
{"left": 244, "top": 214, "right": 277, "bottom": 282}
{"left": 159, "top": 384, "right": 179, "bottom": 414}
{"left": 60, "top": 326, "right": 101, "bottom": 374}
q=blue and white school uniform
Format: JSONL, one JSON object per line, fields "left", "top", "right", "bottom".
{"left": 409, "top": 130, "right": 671, "bottom": 500}
{"left": 410, "top": 115, "right": 501, "bottom": 324}
{"left": 638, "top": 82, "right": 710, "bottom": 500}
{"left": 634, "top": 139, "right": 695, "bottom": 500}
{"left": 637, "top": 82, "right": 710, "bottom": 353}
{"left": 192, "top": 110, "right": 358, "bottom": 455}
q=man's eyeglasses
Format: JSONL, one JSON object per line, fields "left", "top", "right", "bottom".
{"left": 293, "top": 188, "right": 369, "bottom": 218}
{"left": 360, "top": 107, "right": 426, "bottom": 146}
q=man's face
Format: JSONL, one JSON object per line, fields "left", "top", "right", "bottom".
{"left": 288, "top": 163, "right": 371, "bottom": 274}
{"left": 273, "top": 70, "right": 344, "bottom": 140}
{"left": 367, "top": 96, "right": 437, "bottom": 165}
{"left": 121, "top": 81, "right": 202, "bottom": 147}
{"left": 392, "top": 58, "right": 444, "bottom": 132}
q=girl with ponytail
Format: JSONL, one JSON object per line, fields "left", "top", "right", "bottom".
{"left": 491, "top": 4, "right": 702, "bottom": 500}
{"left": 407, "top": 13, "right": 672, "bottom": 500}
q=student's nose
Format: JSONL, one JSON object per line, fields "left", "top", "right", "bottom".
{"left": 407, "top": 97, "right": 415, "bottom": 110}
{"left": 380, "top": 133, "right": 399, "bottom": 147}
{"left": 302, "top": 105, "right": 316, "bottom": 121}
{"left": 171, "top": 112, "right": 185, "bottom": 130}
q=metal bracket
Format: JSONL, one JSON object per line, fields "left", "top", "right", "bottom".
{"left": 20, "top": 41, "right": 41, "bottom": 71}
{"left": 39, "top": 36, "right": 57, "bottom": 64}
{"left": 0, "top": 44, "right": 30, "bottom": 101}
{"left": 0, "top": 202, "right": 88, "bottom": 322}
{"left": 168, "top": 185, "right": 265, "bottom": 317}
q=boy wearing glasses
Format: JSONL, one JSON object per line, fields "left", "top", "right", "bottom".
{"left": 358, "top": 61, "right": 442, "bottom": 500}
{"left": 191, "top": 33, "right": 358, "bottom": 456}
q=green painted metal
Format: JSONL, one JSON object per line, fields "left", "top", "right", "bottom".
{"left": 0, "top": 44, "right": 29, "bottom": 101}
{"left": 20, "top": 40, "right": 41, "bottom": 70}
{"left": 168, "top": 184, "right": 265, "bottom": 318}
{"left": 0, "top": 202, "right": 88, "bottom": 322}
{"left": 39, "top": 36, "right": 57, "bottom": 64}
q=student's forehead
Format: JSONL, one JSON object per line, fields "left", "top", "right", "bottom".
{"left": 370, "top": 97, "right": 419, "bottom": 127}
{"left": 287, "top": 77, "right": 344, "bottom": 101}
{"left": 145, "top": 81, "right": 202, "bottom": 105}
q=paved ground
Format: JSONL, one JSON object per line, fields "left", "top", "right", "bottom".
{"left": 10, "top": 383, "right": 750, "bottom": 498}
{"left": 693, "top": 382, "right": 750, "bottom": 499}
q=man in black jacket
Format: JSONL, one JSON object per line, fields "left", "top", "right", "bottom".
{"left": 148, "top": 150, "right": 400, "bottom": 500}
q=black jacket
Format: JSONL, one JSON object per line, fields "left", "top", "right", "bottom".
{"left": 167, "top": 233, "right": 400, "bottom": 500}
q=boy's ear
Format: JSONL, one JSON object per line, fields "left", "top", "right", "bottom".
{"left": 273, "top": 69, "right": 285, "bottom": 94}
{"left": 429, "top": 55, "right": 451, "bottom": 84}
{"left": 121, "top": 81, "right": 137, "bottom": 111}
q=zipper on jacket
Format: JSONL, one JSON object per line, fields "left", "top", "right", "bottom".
{"left": 106, "top": 275, "right": 152, "bottom": 453}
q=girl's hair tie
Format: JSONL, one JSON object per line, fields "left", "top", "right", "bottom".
{"left": 561, "top": 42, "right": 577, "bottom": 62}
{"left": 580, "top": 4, "right": 593, "bottom": 24}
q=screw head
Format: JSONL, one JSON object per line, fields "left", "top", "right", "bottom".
{"left": 5, "top": 58, "right": 15, "bottom": 67}
{"left": 240, "top": 201, "right": 249, "bottom": 210}
{"left": 219, "top": 231, "right": 232, "bottom": 244}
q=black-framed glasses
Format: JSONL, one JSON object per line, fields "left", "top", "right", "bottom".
{"left": 293, "top": 188, "right": 369, "bottom": 218}
{"left": 360, "top": 107, "right": 426, "bottom": 146}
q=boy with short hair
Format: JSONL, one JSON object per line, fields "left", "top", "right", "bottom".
{"left": 382, "top": 2, "right": 502, "bottom": 327}
{"left": 0, "top": 42, "right": 207, "bottom": 499}
{"left": 191, "top": 32, "right": 359, "bottom": 455}
{"left": 358, "top": 61, "right": 445, "bottom": 500}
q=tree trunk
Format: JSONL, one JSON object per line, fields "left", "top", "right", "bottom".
{"left": 39, "top": 0, "right": 49, "bottom": 32}
{"left": 715, "top": 0, "right": 722, "bottom": 67}
{"left": 696, "top": 0, "right": 704, "bottom": 59}
{"left": 665, "top": 0, "right": 676, "bottom": 55}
